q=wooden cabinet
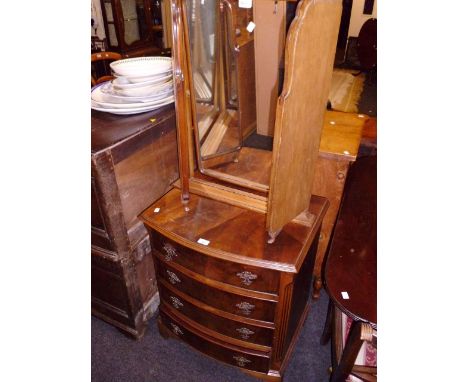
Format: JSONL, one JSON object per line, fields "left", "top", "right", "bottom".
{"left": 140, "top": 189, "right": 328, "bottom": 380}
{"left": 91, "top": 105, "right": 179, "bottom": 338}
{"left": 100, "top": 0, "right": 164, "bottom": 57}
{"left": 311, "top": 111, "right": 367, "bottom": 298}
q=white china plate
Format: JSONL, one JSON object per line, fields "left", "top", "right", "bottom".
{"left": 110, "top": 56, "right": 172, "bottom": 77}
{"left": 92, "top": 91, "right": 173, "bottom": 109}
{"left": 111, "top": 73, "right": 173, "bottom": 89}
{"left": 92, "top": 82, "right": 173, "bottom": 104}
{"left": 97, "top": 85, "right": 168, "bottom": 103}
{"left": 112, "top": 82, "right": 174, "bottom": 97}
{"left": 91, "top": 97, "right": 174, "bottom": 115}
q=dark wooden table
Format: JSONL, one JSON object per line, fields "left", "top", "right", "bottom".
{"left": 321, "top": 155, "right": 377, "bottom": 381}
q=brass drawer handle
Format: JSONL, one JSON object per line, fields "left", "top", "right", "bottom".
{"left": 235, "top": 301, "right": 255, "bottom": 316}
{"left": 170, "top": 296, "right": 184, "bottom": 310}
{"left": 166, "top": 270, "right": 181, "bottom": 285}
{"left": 236, "top": 271, "right": 257, "bottom": 286}
{"left": 236, "top": 327, "right": 254, "bottom": 340}
{"left": 162, "top": 242, "right": 178, "bottom": 262}
{"left": 170, "top": 323, "right": 183, "bottom": 336}
{"left": 233, "top": 355, "right": 251, "bottom": 367}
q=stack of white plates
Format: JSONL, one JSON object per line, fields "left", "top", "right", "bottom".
{"left": 91, "top": 56, "right": 174, "bottom": 115}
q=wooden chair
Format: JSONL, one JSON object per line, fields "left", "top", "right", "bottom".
{"left": 91, "top": 51, "right": 122, "bottom": 87}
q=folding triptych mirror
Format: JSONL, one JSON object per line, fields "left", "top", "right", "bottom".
{"left": 169, "top": 0, "right": 342, "bottom": 242}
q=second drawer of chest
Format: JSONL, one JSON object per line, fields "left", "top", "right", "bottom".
{"left": 151, "top": 232, "right": 280, "bottom": 294}
{"left": 159, "top": 281, "right": 274, "bottom": 349}
{"left": 155, "top": 258, "right": 277, "bottom": 323}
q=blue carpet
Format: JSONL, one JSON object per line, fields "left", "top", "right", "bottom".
{"left": 92, "top": 290, "right": 331, "bottom": 382}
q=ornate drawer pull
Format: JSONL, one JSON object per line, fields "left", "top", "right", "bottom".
{"left": 236, "top": 327, "right": 254, "bottom": 340}
{"left": 235, "top": 301, "right": 255, "bottom": 316}
{"left": 236, "top": 271, "right": 258, "bottom": 286}
{"left": 170, "top": 296, "right": 184, "bottom": 310}
{"left": 162, "top": 242, "right": 178, "bottom": 262}
{"left": 166, "top": 270, "right": 181, "bottom": 285}
{"left": 233, "top": 355, "right": 251, "bottom": 367}
{"left": 170, "top": 323, "right": 183, "bottom": 336}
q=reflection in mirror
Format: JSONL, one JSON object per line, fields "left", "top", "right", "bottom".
{"left": 186, "top": 0, "right": 242, "bottom": 161}
{"left": 121, "top": 0, "right": 150, "bottom": 45}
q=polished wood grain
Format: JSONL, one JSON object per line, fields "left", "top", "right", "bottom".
{"left": 266, "top": 0, "right": 342, "bottom": 239}
{"left": 140, "top": 188, "right": 328, "bottom": 272}
{"left": 320, "top": 156, "right": 377, "bottom": 381}
{"left": 156, "top": 258, "right": 277, "bottom": 322}
{"left": 159, "top": 282, "right": 274, "bottom": 349}
{"left": 159, "top": 309, "right": 271, "bottom": 373}
{"left": 324, "top": 155, "right": 377, "bottom": 327}
{"left": 141, "top": 187, "right": 328, "bottom": 380}
{"left": 151, "top": 232, "right": 280, "bottom": 293}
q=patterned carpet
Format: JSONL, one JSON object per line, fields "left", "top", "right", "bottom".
{"left": 328, "top": 69, "right": 366, "bottom": 113}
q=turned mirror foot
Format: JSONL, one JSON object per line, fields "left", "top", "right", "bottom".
{"left": 267, "top": 229, "right": 281, "bottom": 244}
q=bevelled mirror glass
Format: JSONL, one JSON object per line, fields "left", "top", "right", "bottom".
{"left": 186, "top": 0, "right": 243, "bottom": 163}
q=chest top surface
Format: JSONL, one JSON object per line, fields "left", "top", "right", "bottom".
{"left": 140, "top": 188, "right": 328, "bottom": 273}
{"left": 91, "top": 104, "right": 175, "bottom": 154}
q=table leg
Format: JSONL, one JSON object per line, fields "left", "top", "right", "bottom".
{"left": 320, "top": 298, "right": 334, "bottom": 345}
{"left": 313, "top": 276, "right": 323, "bottom": 299}
{"left": 330, "top": 320, "right": 364, "bottom": 382}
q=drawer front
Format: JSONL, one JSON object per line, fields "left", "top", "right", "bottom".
{"left": 159, "top": 282, "right": 274, "bottom": 348}
{"left": 156, "top": 259, "right": 276, "bottom": 323}
{"left": 160, "top": 309, "right": 270, "bottom": 373}
{"left": 151, "top": 232, "right": 280, "bottom": 294}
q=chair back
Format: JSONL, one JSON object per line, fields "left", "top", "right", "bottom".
{"left": 91, "top": 51, "right": 122, "bottom": 86}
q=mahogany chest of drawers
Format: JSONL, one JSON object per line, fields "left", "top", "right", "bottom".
{"left": 91, "top": 105, "right": 179, "bottom": 338}
{"left": 140, "top": 188, "right": 328, "bottom": 380}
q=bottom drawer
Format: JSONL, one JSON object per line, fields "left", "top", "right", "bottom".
{"left": 160, "top": 308, "right": 270, "bottom": 373}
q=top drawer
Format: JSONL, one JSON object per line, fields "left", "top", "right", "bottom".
{"left": 150, "top": 232, "right": 280, "bottom": 294}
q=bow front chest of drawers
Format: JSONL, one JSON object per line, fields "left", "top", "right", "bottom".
{"left": 140, "top": 188, "right": 328, "bottom": 381}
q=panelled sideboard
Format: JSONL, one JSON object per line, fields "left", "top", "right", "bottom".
{"left": 91, "top": 105, "right": 179, "bottom": 338}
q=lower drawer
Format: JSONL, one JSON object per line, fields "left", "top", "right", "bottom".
{"left": 160, "top": 308, "right": 271, "bottom": 373}
{"left": 159, "top": 281, "right": 274, "bottom": 348}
